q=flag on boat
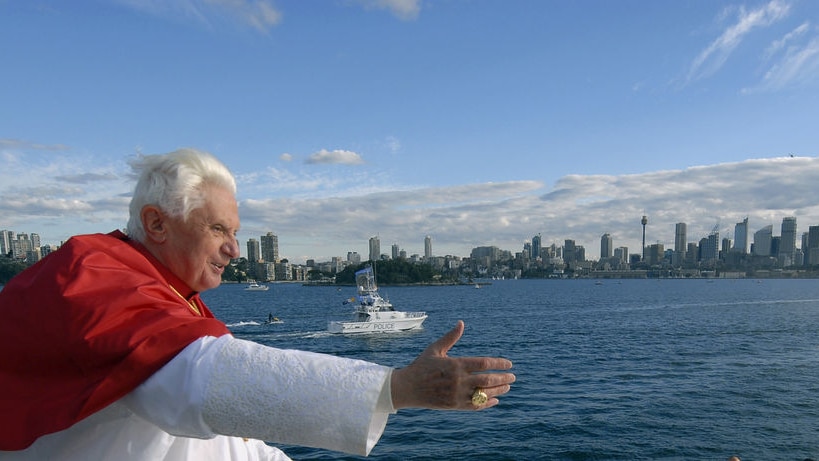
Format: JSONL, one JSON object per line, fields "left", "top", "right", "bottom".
{"left": 355, "top": 266, "right": 377, "bottom": 292}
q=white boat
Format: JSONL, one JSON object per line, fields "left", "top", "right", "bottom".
{"left": 328, "top": 266, "right": 427, "bottom": 334}
{"left": 244, "top": 282, "right": 269, "bottom": 291}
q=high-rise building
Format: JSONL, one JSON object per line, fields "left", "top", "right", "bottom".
{"left": 424, "top": 235, "right": 433, "bottom": 259}
{"left": 470, "top": 246, "right": 507, "bottom": 267}
{"left": 753, "top": 225, "right": 773, "bottom": 256}
{"left": 600, "top": 233, "right": 612, "bottom": 259}
{"left": 564, "top": 239, "right": 576, "bottom": 265}
{"left": 16, "top": 233, "right": 32, "bottom": 258}
{"left": 0, "top": 230, "right": 13, "bottom": 256}
{"left": 802, "top": 232, "right": 811, "bottom": 266}
{"left": 260, "top": 232, "right": 279, "bottom": 263}
{"left": 40, "top": 244, "right": 55, "bottom": 258}
{"left": 733, "top": 217, "right": 748, "bottom": 254}
{"left": 246, "top": 238, "right": 261, "bottom": 279}
{"left": 391, "top": 243, "right": 400, "bottom": 260}
{"left": 808, "top": 226, "right": 819, "bottom": 265}
{"left": 30, "top": 233, "right": 41, "bottom": 249}
{"left": 369, "top": 236, "right": 381, "bottom": 261}
{"left": 532, "top": 234, "right": 542, "bottom": 260}
{"left": 779, "top": 217, "right": 797, "bottom": 264}
{"left": 523, "top": 242, "right": 532, "bottom": 259}
{"left": 674, "top": 223, "right": 687, "bottom": 253}
{"left": 275, "top": 260, "right": 291, "bottom": 281}
{"left": 702, "top": 232, "right": 719, "bottom": 263}
{"left": 674, "top": 222, "right": 687, "bottom": 266}
{"left": 246, "top": 238, "right": 260, "bottom": 263}
{"left": 721, "top": 238, "right": 732, "bottom": 255}
{"left": 614, "top": 247, "right": 629, "bottom": 264}
{"left": 686, "top": 242, "right": 698, "bottom": 266}
{"left": 647, "top": 243, "right": 664, "bottom": 266}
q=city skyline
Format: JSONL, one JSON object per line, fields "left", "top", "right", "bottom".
{"left": 5, "top": 188, "right": 818, "bottom": 267}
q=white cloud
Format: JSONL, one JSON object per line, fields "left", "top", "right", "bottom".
{"left": 0, "top": 147, "right": 132, "bottom": 239}
{"left": 385, "top": 136, "right": 401, "bottom": 154}
{"left": 4, "top": 150, "right": 819, "bottom": 264}
{"left": 0, "top": 138, "right": 70, "bottom": 152}
{"left": 745, "top": 34, "right": 819, "bottom": 93}
{"left": 216, "top": 0, "right": 283, "bottom": 32}
{"left": 116, "top": 0, "right": 282, "bottom": 32}
{"left": 117, "top": 0, "right": 420, "bottom": 31}
{"left": 305, "top": 149, "right": 365, "bottom": 165}
{"left": 687, "top": 0, "right": 791, "bottom": 83}
{"left": 763, "top": 21, "right": 810, "bottom": 59}
{"left": 235, "top": 156, "right": 819, "bottom": 262}
{"left": 54, "top": 172, "right": 119, "bottom": 184}
{"left": 355, "top": 0, "right": 421, "bottom": 21}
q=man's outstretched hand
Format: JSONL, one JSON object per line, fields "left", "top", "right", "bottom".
{"left": 391, "top": 320, "right": 516, "bottom": 410}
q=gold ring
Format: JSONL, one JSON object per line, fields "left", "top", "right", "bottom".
{"left": 471, "top": 388, "right": 488, "bottom": 407}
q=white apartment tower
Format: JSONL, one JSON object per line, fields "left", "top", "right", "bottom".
{"left": 0, "top": 230, "right": 13, "bottom": 256}
{"left": 260, "top": 232, "right": 279, "bottom": 263}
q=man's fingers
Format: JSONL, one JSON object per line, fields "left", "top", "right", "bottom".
{"left": 460, "top": 356, "right": 514, "bottom": 373}
{"left": 423, "top": 320, "right": 465, "bottom": 358}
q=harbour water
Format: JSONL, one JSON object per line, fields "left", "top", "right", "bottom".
{"left": 201, "top": 279, "right": 819, "bottom": 460}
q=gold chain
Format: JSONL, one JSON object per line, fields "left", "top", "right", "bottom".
{"left": 169, "top": 285, "right": 202, "bottom": 316}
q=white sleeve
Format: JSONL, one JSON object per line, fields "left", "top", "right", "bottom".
{"left": 122, "top": 335, "right": 395, "bottom": 456}
{"left": 121, "top": 335, "right": 223, "bottom": 439}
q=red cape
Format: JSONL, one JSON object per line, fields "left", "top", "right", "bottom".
{"left": 0, "top": 231, "right": 231, "bottom": 450}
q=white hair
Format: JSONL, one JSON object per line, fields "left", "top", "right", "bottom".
{"left": 125, "top": 148, "right": 237, "bottom": 243}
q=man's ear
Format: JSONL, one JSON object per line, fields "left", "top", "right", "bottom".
{"left": 141, "top": 206, "right": 167, "bottom": 243}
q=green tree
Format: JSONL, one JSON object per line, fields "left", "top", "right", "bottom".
{"left": 0, "top": 257, "right": 27, "bottom": 284}
{"left": 335, "top": 259, "right": 444, "bottom": 285}
{"left": 221, "top": 257, "right": 248, "bottom": 283}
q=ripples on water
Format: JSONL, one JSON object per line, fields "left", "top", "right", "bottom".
{"left": 202, "top": 279, "right": 819, "bottom": 460}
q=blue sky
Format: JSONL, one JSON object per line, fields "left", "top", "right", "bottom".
{"left": 2, "top": 0, "right": 819, "bottom": 263}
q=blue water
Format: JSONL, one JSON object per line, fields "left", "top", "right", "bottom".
{"left": 201, "top": 279, "right": 819, "bottom": 460}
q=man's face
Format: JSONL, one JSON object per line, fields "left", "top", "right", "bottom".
{"left": 160, "top": 185, "right": 240, "bottom": 292}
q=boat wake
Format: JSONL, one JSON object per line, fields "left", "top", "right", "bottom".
{"left": 226, "top": 320, "right": 262, "bottom": 327}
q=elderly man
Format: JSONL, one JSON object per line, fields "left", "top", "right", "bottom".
{"left": 0, "top": 148, "right": 515, "bottom": 460}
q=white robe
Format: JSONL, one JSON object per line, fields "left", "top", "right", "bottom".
{"left": 0, "top": 336, "right": 395, "bottom": 460}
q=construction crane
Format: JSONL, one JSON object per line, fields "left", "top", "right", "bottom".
{"left": 710, "top": 219, "right": 720, "bottom": 236}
